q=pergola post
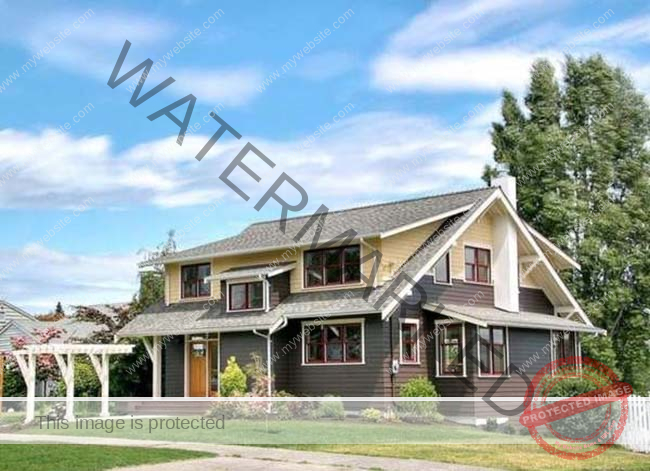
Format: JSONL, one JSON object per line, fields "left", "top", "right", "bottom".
{"left": 143, "top": 337, "right": 162, "bottom": 398}
{"left": 54, "top": 353, "right": 75, "bottom": 421}
{"left": 14, "top": 352, "right": 35, "bottom": 424}
{"left": 89, "top": 353, "right": 110, "bottom": 417}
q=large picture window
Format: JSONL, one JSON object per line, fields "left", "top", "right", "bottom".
{"left": 304, "top": 245, "right": 361, "bottom": 288}
{"left": 228, "top": 281, "right": 264, "bottom": 311}
{"left": 400, "top": 320, "right": 420, "bottom": 364}
{"left": 181, "top": 263, "right": 211, "bottom": 299}
{"left": 464, "top": 246, "right": 490, "bottom": 283}
{"left": 478, "top": 326, "right": 507, "bottom": 375}
{"left": 438, "top": 323, "right": 465, "bottom": 376}
{"left": 303, "top": 322, "right": 363, "bottom": 364}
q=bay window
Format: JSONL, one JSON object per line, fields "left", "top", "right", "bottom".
{"left": 303, "top": 321, "right": 363, "bottom": 364}
{"left": 181, "top": 263, "right": 211, "bottom": 298}
{"left": 479, "top": 326, "right": 507, "bottom": 375}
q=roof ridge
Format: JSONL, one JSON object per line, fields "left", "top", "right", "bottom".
{"left": 247, "top": 185, "right": 494, "bottom": 228}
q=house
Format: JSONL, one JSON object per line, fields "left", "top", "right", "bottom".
{"left": 118, "top": 176, "right": 604, "bottom": 418}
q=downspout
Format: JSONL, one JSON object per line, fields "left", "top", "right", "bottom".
{"left": 389, "top": 316, "right": 395, "bottom": 396}
{"left": 252, "top": 329, "right": 272, "bottom": 398}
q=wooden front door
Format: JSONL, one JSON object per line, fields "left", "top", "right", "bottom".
{"left": 189, "top": 341, "right": 207, "bottom": 397}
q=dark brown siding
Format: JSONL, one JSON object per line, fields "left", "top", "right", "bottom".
{"left": 519, "top": 287, "right": 554, "bottom": 314}
{"left": 269, "top": 271, "right": 290, "bottom": 308}
{"left": 421, "top": 276, "right": 494, "bottom": 307}
{"left": 162, "top": 335, "right": 185, "bottom": 397}
{"left": 273, "top": 315, "right": 386, "bottom": 396}
{"left": 220, "top": 331, "right": 267, "bottom": 373}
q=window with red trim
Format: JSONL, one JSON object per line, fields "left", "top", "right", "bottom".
{"left": 464, "top": 246, "right": 490, "bottom": 283}
{"left": 478, "top": 326, "right": 507, "bottom": 375}
{"left": 400, "top": 322, "right": 419, "bottom": 363}
{"left": 181, "top": 263, "right": 211, "bottom": 298}
{"left": 304, "top": 323, "right": 363, "bottom": 364}
{"left": 304, "top": 245, "right": 361, "bottom": 288}
{"left": 228, "top": 282, "right": 264, "bottom": 311}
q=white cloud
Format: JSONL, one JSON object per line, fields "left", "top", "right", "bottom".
{"left": 173, "top": 68, "right": 263, "bottom": 106}
{"left": 0, "top": 244, "right": 138, "bottom": 313}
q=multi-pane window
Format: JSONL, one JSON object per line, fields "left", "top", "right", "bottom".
{"left": 400, "top": 321, "right": 419, "bottom": 364}
{"left": 479, "top": 326, "right": 507, "bottom": 375}
{"left": 228, "top": 282, "right": 264, "bottom": 311}
{"left": 465, "top": 246, "right": 491, "bottom": 283}
{"left": 304, "top": 245, "right": 361, "bottom": 288}
{"left": 439, "top": 324, "right": 464, "bottom": 375}
{"left": 552, "top": 331, "right": 578, "bottom": 367}
{"left": 304, "top": 323, "right": 363, "bottom": 364}
{"left": 433, "top": 252, "right": 451, "bottom": 284}
{"left": 181, "top": 263, "right": 211, "bottom": 298}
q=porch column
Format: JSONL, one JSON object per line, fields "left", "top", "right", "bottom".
{"left": 143, "top": 337, "right": 162, "bottom": 398}
{"left": 14, "top": 352, "right": 36, "bottom": 424}
{"left": 54, "top": 353, "right": 75, "bottom": 421}
{"left": 89, "top": 353, "right": 110, "bottom": 417}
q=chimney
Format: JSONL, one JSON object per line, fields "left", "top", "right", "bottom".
{"left": 492, "top": 175, "right": 517, "bottom": 208}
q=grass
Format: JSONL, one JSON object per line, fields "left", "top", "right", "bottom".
{"left": 282, "top": 444, "right": 650, "bottom": 471}
{"left": 0, "top": 444, "right": 214, "bottom": 471}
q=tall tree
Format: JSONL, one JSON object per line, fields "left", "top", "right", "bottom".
{"left": 484, "top": 55, "right": 650, "bottom": 392}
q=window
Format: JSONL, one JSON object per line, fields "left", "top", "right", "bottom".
{"left": 433, "top": 252, "right": 451, "bottom": 284}
{"left": 228, "top": 281, "right": 264, "bottom": 311}
{"left": 304, "top": 245, "right": 361, "bottom": 288}
{"left": 303, "top": 321, "right": 363, "bottom": 364}
{"left": 182, "top": 263, "right": 211, "bottom": 298}
{"left": 552, "top": 331, "right": 578, "bottom": 367}
{"left": 479, "top": 326, "right": 507, "bottom": 375}
{"left": 400, "top": 320, "right": 420, "bottom": 364}
{"left": 464, "top": 246, "right": 490, "bottom": 283}
{"left": 438, "top": 323, "right": 465, "bottom": 376}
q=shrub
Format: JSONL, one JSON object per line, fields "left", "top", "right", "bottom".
{"left": 54, "top": 358, "right": 100, "bottom": 398}
{"left": 485, "top": 417, "right": 499, "bottom": 432}
{"left": 272, "top": 391, "right": 316, "bottom": 420}
{"left": 311, "top": 395, "right": 345, "bottom": 420}
{"left": 360, "top": 408, "right": 383, "bottom": 423}
{"left": 396, "top": 377, "right": 442, "bottom": 423}
{"left": 220, "top": 356, "right": 247, "bottom": 397}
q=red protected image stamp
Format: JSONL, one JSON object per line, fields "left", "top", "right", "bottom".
{"left": 519, "top": 356, "right": 632, "bottom": 460}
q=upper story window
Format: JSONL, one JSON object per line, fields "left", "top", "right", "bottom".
{"left": 437, "top": 323, "right": 465, "bottom": 376}
{"left": 400, "top": 319, "right": 420, "bottom": 364}
{"left": 478, "top": 326, "right": 507, "bottom": 375}
{"left": 303, "top": 321, "right": 364, "bottom": 364}
{"left": 181, "top": 263, "right": 211, "bottom": 299}
{"left": 304, "top": 245, "right": 361, "bottom": 288}
{"left": 228, "top": 281, "right": 264, "bottom": 311}
{"left": 464, "top": 246, "right": 491, "bottom": 283}
{"left": 433, "top": 252, "right": 451, "bottom": 284}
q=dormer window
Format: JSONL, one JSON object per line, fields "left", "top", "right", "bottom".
{"left": 304, "top": 245, "right": 361, "bottom": 288}
{"left": 228, "top": 281, "right": 264, "bottom": 311}
{"left": 181, "top": 263, "right": 211, "bottom": 298}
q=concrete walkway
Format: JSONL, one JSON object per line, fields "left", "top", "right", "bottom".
{"left": 1, "top": 433, "right": 501, "bottom": 471}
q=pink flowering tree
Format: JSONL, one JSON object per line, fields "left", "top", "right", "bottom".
{"left": 8, "top": 327, "right": 64, "bottom": 383}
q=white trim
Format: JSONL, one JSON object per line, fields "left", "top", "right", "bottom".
{"left": 399, "top": 318, "right": 421, "bottom": 365}
{"left": 379, "top": 205, "right": 474, "bottom": 239}
{"left": 381, "top": 190, "right": 501, "bottom": 320}
{"left": 225, "top": 279, "right": 266, "bottom": 313}
{"left": 183, "top": 335, "right": 189, "bottom": 397}
{"left": 300, "top": 318, "right": 365, "bottom": 366}
{"left": 525, "top": 222, "right": 581, "bottom": 270}
{"left": 435, "top": 321, "right": 467, "bottom": 378}
{"left": 431, "top": 251, "right": 452, "bottom": 285}
{"left": 476, "top": 325, "right": 510, "bottom": 378}
{"left": 461, "top": 242, "right": 493, "bottom": 285}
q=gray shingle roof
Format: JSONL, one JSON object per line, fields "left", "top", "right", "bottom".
{"left": 143, "top": 187, "right": 495, "bottom": 266}
{"left": 209, "top": 262, "right": 296, "bottom": 281}
{"left": 425, "top": 303, "right": 606, "bottom": 334}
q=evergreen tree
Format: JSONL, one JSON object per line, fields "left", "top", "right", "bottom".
{"left": 484, "top": 55, "right": 650, "bottom": 392}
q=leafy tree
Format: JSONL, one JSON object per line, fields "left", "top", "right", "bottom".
{"left": 484, "top": 55, "right": 650, "bottom": 392}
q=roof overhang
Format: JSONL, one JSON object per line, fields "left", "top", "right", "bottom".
{"left": 205, "top": 262, "right": 296, "bottom": 282}
{"left": 524, "top": 223, "right": 581, "bottom": 270}
{"left": 379, "top": 204, "right": 474, "bottom": 239}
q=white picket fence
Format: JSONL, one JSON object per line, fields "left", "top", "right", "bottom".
{"left": 619, "top": 396, "right": 650, "bottom": 453}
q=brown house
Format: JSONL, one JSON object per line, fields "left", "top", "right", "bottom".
{"left": 119, "top": 176, "right": 604, "bottom": 419}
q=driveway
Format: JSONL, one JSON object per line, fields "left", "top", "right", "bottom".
{"left": 1, "top": 433, "right": 501, "bottom": 471}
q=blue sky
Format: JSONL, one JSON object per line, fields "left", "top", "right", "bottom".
{"left": 0, "top": 0, "right": 647, "bottom": 312}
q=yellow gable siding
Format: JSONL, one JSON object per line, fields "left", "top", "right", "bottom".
{"left": 450, "top": 213, "right": 493, "bottom": 279}
{"left": 378, "top": 221, "right": 442, "bottom": 282}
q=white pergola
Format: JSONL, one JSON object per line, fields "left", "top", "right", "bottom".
{"left": 13, "top": 343, "right": 134, "bottom": 424}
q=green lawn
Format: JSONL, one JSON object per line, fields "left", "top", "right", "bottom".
{"left": 283, "top": 444, "right": 650, "bottom": 471}
{"left": 0, "top": 444, "right": 213, "bottom": 471}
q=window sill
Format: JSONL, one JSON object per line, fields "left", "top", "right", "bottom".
{"left": 399, "top": 361, "right": 421, "bottom": 366}
{"left": 227, "top": 307, "right": 265, "bottom": 313}
{"left": 478, "top": 374, "right": 511, "bottom": 378}
{"left": 302, "top": 281, "right": 364, "bottom": 291}
{"left": 179, "top": 296, "right": 212, "bottom": 303}
{"left": 436, "top": 374, "right": 467, "bottom": 378}
{"left": 433, "top": 280, "right": 453, "bottom": 286}
{"left": 302, "top": 361, "right": 365, "bottom": 366}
